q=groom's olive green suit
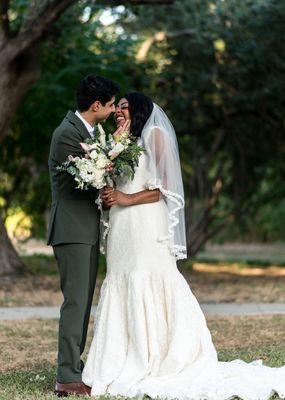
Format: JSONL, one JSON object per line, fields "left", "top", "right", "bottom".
{"left": 47, "top": 111, "right": 100, "bottom": 383}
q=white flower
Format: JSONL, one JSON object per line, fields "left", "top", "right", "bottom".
{"left": 91, "top": 169, "right": 105, "bottom": 188}
{"left": 30, "top": 374, "right": 46, "bottom": 382}
{"left": 90, "top": 150, "right": 98, "bottom": 160}
{"left": 108, "top": 142, "right": 125, "bottom": 159}
{"left": 97, "top": 123, "right": 106, "bottom": 146}
{"left": 108, "top": 150, "right": 119, "bottom": 160}
{"left": 112, "top": 142, "right": 125, "bottom": 154}
{"left": 96, "top": 153, "right": 109, "bottom": 168}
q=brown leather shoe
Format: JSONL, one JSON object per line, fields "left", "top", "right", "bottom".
{"left": 55, "top": 381, "right": 91, "bottom": 397}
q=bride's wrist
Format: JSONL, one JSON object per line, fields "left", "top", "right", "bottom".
{"left": 127, "top": 193, "right": 135, "bottom": 206}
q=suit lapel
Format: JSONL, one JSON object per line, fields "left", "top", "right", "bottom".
{"left": 65, "top": 110, "right": 91, "bottom": 141}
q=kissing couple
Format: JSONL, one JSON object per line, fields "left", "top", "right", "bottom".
{"left": 48, "top": 75, "right": 285, "bottom": 399}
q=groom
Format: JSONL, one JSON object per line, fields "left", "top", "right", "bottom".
{"left": 47, "top": 74, "right": 119, "bottom": 397}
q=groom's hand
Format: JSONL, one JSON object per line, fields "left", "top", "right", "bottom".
{"left": 100, "top": 186, "right": 113, "bottom": 195}
{"left": 100, "top": 187, "right": 113, "bottom": 209}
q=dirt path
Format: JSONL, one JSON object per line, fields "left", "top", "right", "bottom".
{"left": 1, "top": 302, "right": 285, "bottom": 320}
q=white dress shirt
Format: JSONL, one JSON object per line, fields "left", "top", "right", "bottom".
{"left": 75, "top": 110, "right": 95, "bottom": 138}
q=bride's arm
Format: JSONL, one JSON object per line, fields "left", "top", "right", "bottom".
{"left": 101, "top": 187, "right": 160, "bottom": 207}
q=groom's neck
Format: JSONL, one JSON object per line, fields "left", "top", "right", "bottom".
{"left": 78, "top": 110, "right": 97, "bottom": 127}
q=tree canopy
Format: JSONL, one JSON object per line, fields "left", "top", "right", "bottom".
{"left": 0, "top": 0, "right": 284, "bottom": 274}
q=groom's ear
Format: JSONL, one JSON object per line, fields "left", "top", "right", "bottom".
{"left": 91, "top": 100, "right": 101, "bottom": 112}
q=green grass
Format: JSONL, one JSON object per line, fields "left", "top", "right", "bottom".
{"left": 0, "top": 347, "right": 284, "bottom": 400}
{"left": 1, "top": 316, "right": 284, "bottom": 400}
{"left": 193, "top": 254, "right": 285, "bottom": 267}
{"left": 22, "top": 254, "right": 107, "bottom": 277}
{"left": 22, "top": 254, "right": 58, "bottom": 276}
{"left": 193, "top": 246, "right": 285, "bottom": 267}
{"left": 0, "top": 346, "right": 284, "bottom": 400}
{"left": 0, "top": 363, "right": 129, "bottom": 399}
{"left": 21, "top": 248, "right": 285, "bottom": 277}
{"left": 219, "top": 346, "right": 285, "bottom": 368}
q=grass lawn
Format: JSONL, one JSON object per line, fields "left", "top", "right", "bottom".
{"left": 0, "top": 315, "right": 284, "bottom": 399}
{"left": 0, "top": 254, "right": 285, "bottom": 307}
{"left": 196, "top": 243, "right": 285, "bottom": 266}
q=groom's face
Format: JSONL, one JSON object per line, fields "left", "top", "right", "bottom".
{"left": 92, "top": 96, "right": 116, "bottom": 123}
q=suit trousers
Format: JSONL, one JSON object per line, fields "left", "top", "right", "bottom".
{"left": 53, "top": 242, "right": 99, "bottom": 383}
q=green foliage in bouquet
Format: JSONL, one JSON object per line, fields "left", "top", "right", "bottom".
{"left": 56, "top": 128, "right": 145, "bottom": 191}
{"left": 110, "top": 137, "right": 145, "bottom": 181}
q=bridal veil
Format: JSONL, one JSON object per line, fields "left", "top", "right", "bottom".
{"left": 141, "top": 103, "right": 187, "bottom": 260}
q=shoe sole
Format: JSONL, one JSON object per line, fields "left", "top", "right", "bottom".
{"left": 55, "top": 390, "right": 90, "bottom": 397}
{"left": 54, "top": 390, "right": 68, "bottom": 397}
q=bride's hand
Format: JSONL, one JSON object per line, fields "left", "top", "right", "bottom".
{"left": 101, "top": 188, "right": 132, "bottom": 207}
{"left": 112, "top": 119, "right": 130, "bottom": 138}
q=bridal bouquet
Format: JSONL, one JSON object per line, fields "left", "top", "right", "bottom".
{"left": 57, "top": 124, "right": 144, "bottom": 190}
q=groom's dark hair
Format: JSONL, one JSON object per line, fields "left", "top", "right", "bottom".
{"left": 76, "top": 74, "right": 119, "bottom": 111}
{"left": 124, "top": 92, "right": 154, "bottom": 138}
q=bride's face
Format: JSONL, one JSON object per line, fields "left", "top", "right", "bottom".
{"left": 115, "top": 98, "right": 131, "bottom": 127}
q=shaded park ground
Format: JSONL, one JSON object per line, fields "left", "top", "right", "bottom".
{"left": 0, "top": 242, "right": 285, "bottom": 399}
{"left": 1, "top": 242, "right": 285, "bottom": 307}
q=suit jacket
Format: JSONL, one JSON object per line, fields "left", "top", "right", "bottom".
{"left": 47, "top": 111, "right": 99, "bottom": 246}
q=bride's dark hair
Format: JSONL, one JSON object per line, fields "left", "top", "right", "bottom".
{"left": 124, "top": 92, "right": 154, "bottom": 138}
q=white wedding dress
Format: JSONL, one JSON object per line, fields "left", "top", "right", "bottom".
{"left": 82, "top": 150, "right": 285, "bottom": 400}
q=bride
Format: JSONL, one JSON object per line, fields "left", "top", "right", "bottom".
{"left": 82, "top": 92, "right": 285, "bottom": 399}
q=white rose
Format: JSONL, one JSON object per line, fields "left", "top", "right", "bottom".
{"left": 90, "top": 150, "right": 98, "bottom": 160}
{"left": 96, "top": 154, "right": 109, "bottom": 169}
{"left": 92, "top": 169, "right": 105, "bottom": 188}
{"left": 112, "top": 142, "right": 125, "bottom": 154}
{"left": 97, "top": 123, "right": 106, "bottom": 146}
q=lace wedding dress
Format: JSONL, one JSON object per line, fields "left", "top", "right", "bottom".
{"left": 82, "top": 149, "right": 285, "bottom": 400}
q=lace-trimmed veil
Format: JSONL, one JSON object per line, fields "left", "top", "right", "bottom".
{"left": 141, "top": 103, "right": 187, "bottom": 260}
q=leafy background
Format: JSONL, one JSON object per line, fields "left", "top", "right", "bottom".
{"left": 1, "top": 0, "right": 284, "bottom": 252}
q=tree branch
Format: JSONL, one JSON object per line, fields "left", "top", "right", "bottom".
{"left": 0, "top": 0, "right": 78, "bottom": 64}
{"left": 205, "top": 129, "right": 226, "bottom": 169}
{"left": 137, "top": 28, "right": 196, "bottom": 60}
{"left": 189, "top": 217, "right": 230, "bottom": 256}
{"left": 1, "top": 0, "right": 175, "bottom": 65}
{"left": 19, "top": 0, "right": 75, "bottom": 34}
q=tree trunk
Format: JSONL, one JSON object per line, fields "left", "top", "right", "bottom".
{"left": 0, "top": 46, "right": 40, "bottom": 275}
{"left": 0, "top": 47, "right": 40, "bottom": 142}
{"left": 0, "top": 217, "right": 27, "bottom": 276}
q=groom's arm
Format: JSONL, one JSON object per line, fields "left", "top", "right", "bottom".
{"left": 56, "top": 131, "right": 85, "bottom": 165}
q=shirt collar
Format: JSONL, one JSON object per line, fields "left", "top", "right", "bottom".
{"left": 75, "top": 110, "right": 95, "bottom": 138}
